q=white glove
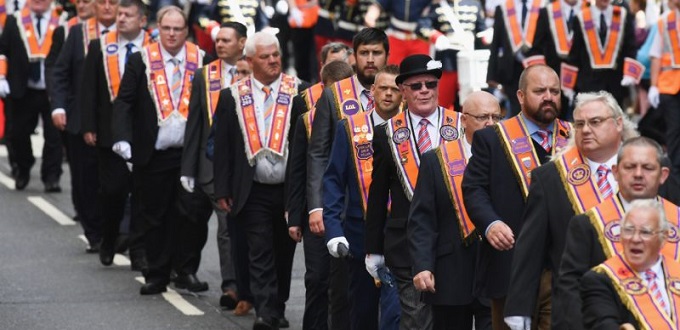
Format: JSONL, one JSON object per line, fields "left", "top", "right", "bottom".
{"left": 180, "top": 176, "right": 195, "bottom": 193}
{"left": 620, "top": 76, "right": 637, "bottom": 86}
{"left": 0, "top": 78, "right": 10, "bottom": 98}
{"left": 504, "top": 316, "right": 531, "bottom": 330}
{"left": 289, "top": 6, "right": 304, "bottom": 26}
{"left": 125, "top": 161, "right": 133, "bottom": 172}
{"left": 275, "top": 0, "right": 288, "bottom": 15}
{"left": 434, "top": 35, "right": 452, "bottom": 51}
{"left": 562, "top": 88, "right": 575, "bottom": 105}
{"left": 648, "top": 86, "right": 660, "bottom": 108}
{"left": 210, "top": 25, "right": 220, "bottom": 42}
{"left": 365, "top": 254, "right": 385, "bottom": 280}
{"left": 261, "top": 26, "right": 280, "bottom": 36}
{"left": 477, "top": 28, "right": 494, "bottom": 45}
{"left": 326, "top": 236, "right": 350, "bottom": 258}
{"left": 112, "top": 141, "right": 132, "bottom": 160}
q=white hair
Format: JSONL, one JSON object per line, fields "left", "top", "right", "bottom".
{"left": 244, "top": 31, "right": 280, "bottom": 57}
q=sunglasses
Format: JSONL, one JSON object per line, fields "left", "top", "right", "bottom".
{"left": 402, "top": 80, "right": 438, "bottom": 91}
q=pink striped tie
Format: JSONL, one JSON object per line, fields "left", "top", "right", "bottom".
{"left": 417, "top": 119, "right": 432, "bottom": 154}
{"left": 170, "top": 58, "right": 182, "bottom": 106}
{"left": 645, "top": 269, "right": 669, "bottom": 314}
{"left": 597, "top": 165, "right": 613, "bottom": 199}
{"left": 536, "top": 129, "right": 551, "bottom": 152}
{"left": 363, "top": 90, "right": 375, "bottom": 111}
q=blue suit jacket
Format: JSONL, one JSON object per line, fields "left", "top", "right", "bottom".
{"left": 323, "top": 119, "right": 369, "bottom": 258}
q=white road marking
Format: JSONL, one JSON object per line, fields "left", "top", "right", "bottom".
{"left": 27, "top": 196, "right": 76, "bottom": 225}
{"left": 77, "top": 235, "right": 131, "bottom": 266}
{"left": 135, "top": 277, "right": 205, "bottom": 316}
{"left": 0, "top": 170, "right": 14, "bottom": 189}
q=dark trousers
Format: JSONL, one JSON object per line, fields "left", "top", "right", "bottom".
{"left": 346, "top": 257, "right": 381, "bottom": 330}
{"left": 5, "top": 89, "right": 62, "bottom": 182}
{"left": 66, "top": 133, "right": 100, "bottom": 244}
{"left": 432, "top": 299, "right": 492, "bottom": 330}
{"left": 329, "top": 255, "right": 351, "bottom": 330}
{"left": 491, "top": 298, "right": 510, "bottom": 330}
{"left": 228, "top": 209, "right": 253, "bottom": 302}
{"left": 236, "top": 182, "right": 289, "bottom": 321}
{"left": 135, "top": 148, "right": 207, "bottom": 283}
{"left": 97, "top": 147, "right": 131, "bottom": 251}
{"left": 392, "top": 266, "right": 433, "bottom": 330}
{"left": 198, "top": 182, "right": 236, "bottom": 291}
{"left": 662, "top": 93, "right": 680, "bottom": 181}
{"left": 302, "top": 218, "right": 330, "bottom": 330}
{"left": 274, "top": 193, "right": 297, "bottom": 315}
{"left": 290, "top": 27, "right": 317, "bottom": 83}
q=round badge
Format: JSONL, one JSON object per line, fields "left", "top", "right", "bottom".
{"left": 669, "top": 279, "right": 680, "bottom": 295}
{"left": 341, "top": 100, "right": 360, "bottom": 116}
{"left": 668, "top": 223, "right": 680, "bottom": 243}
{"left": 622, "top": 278, "right": 647, "bottom": 295}
{"left": 106, "top": 44, "right": 119, "bottom": 54}
{"left": 604, "top": 220, "right": 621, "bottom": 242}
{"left": 353, "top": 135, "right": 360, "bottom": 143}
{"left": 361, "top": 125, "right": 369, "bottom": 133}
{"left": 440, "top": 125, "right": 459, "bottom": 141}
{"left": 392, "top": 127, "right": 410, "bottom": 144}
{"left": 567, "top": 164, "right": 591, "bottom": 186}
{"left": 366, "top": 133, "right": 373, "bottom": 141}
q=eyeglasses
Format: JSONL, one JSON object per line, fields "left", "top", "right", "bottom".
{"left": 464, "top": 113, "right": 503, "bottom": 122}
{"left": 621, "top": 226, "right": 664, "bottom": 240}
{"left": 573, "top": 116, "right": 614, "bottom": 130}
{"left": 402, "top": 80, "right": 438, "bottom": 91}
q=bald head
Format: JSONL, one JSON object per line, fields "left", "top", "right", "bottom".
{"left": 461, "top": 91, "right": 502, "bottom": 143}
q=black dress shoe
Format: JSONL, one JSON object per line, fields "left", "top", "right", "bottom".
{"left": 44, "top": 182, "right": 61, "bottom": 193}
{"left": 99, "top": 241, "right": 115, "bottom": 266}
{"left": 278, "top": 317, "right": 289, "bottom": 329}
{"left": 140, "top": 281, "right": 167, "bottom": 295}
{"left": 253, "top": 317, "right": 278, "bottom": 330}
{"left": 130, "top": 256, "right": 148, "bottom": 274}
{"left": 219, "top": 290, "right": 238, "bottom": 309}
{"left": 86, "top": 241, "right": 101, "bottom": 254}
{"left": 173, "top": 274, "right": 209, "bottom": 292}
{"left": 15, "top": 173, "right": 29, "bottom": 190}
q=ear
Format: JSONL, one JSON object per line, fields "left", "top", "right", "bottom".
{"left": 660, "top": 166, "right": 671, "bottom": 185}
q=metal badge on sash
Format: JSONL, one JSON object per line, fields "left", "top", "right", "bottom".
{"left": 567, "top": 163, "right": 591, "bottom": 185}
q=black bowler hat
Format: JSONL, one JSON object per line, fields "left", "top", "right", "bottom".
{"left": 395, "top": 54, "right": 443, "bottom": 85}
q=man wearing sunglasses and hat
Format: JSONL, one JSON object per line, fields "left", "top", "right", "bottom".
{"left": 365, "top": 54, "right": 463, "bottom": 329}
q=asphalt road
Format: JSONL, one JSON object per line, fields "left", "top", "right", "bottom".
{"left": 0, "top": 129, "right": 306, "bottom": 330}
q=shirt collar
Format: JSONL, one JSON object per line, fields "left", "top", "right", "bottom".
{"left": 98, "top": 22, "right": 116, "bottom": 34}
{"left": 585, "top": 154, "right": 617, "bottom": 172}
{"left": 251, "top": 74, "right": 283, "bottom": 94}
{"left": 121, "top": 30, "right": 145, "bottom": 47}
{"left": 409, "top": 108, "right": 440, "bottom": 128}
{"left": 520, "top": 113, "right": 552, "bottom": 136}
{"left": 161, "top": 44, "right": 186, "bottom": 64}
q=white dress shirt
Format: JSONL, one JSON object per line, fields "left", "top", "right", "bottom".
{"left": 155, "top": 45, "right": 187, "bottom": 150}
{"left": 117, "top": 31, "right": 145, "bottom": 72}
{"left": 639, "top": 257, "right": 671, "bottom": 312}
{"left": 585, "top": 154, "right": 618, "bottom": 193}
{"left": 590, "top": 5, "right": 613, "bottom": 32}
{"left": 250, "top": 74, "right": 287, "bottom": 184}
{"left": 409, "top": 108, "right": 442, "bottom": 150}
{"left": 26, "top": 10, "right": 48, "bottom": 90}
{"left": 6, "top": 0, "right": 27, "bottom": 15}
{"left": 221, "top": 61, "right": 237, "bottom": 86}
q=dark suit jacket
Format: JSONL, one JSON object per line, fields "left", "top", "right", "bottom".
{"left": 567, "top": 7, "right": 636, "bottom": 103}
{"left": 80, "top": 38, "right": 116, "bottom": 147}
{"left": 528, "top": 7, "right": 569, "bottom": 76}
{"left": 181, "top": 67, "right": 217, "bottom": 186}
{"left": 486, "top": 5, "right": 526, "bottom": 89}
{"left": 461, "top": 125, "right": 549, "bottom": 298}
{"left": 504, "top": 160, "right": 579, "bottom": 329}
{"left": 49, "top": 23, "right": 88, "bottom": 134}
{"left": 0, "top": 15, "right": 47, "bottom": 98}
{"left": 365, "top": 121, "right": 414, "bottom": 268}
{"left": 212, "top": 77, "right": 308, "bottom": 215}
{"left": 580, "top": 270, "right": 636, "bottom": 329}
{"left": 286, "top": 115, "right": 309, "bottom": 229}
{"left": 408, "top": 147, "right": 480, "bottom": 306}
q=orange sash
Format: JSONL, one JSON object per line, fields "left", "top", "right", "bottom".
{"left": 64, "top": 16, "right": 78, "bottom": 38}
{"left": 102, "top": 31, "right": 151, "bottom": 102}
{"left": 330, "top": 76, "right": 365, "bottom": 120}
{"left": 303, "top": 107, "right": 316, "bottom": 141}
{"left": 81, "top": 17, "right": 100, "bottom": 55}
{"left": 660, "top": 10, "right": 680, "bottom": 69}
{"left": 588, "top": 196, "right": 680, "bottom": 262}
{"left": 594, "top": 255, "right": 680, "bottom": 329}
{"left": 142, "top": 42, "right": 202, "bottom": 124}
{"left": 385, "top": 109, "right": 461, "bottom": 201}
{"left": 345, "top": 111, "right": 377, "bottom": 214}
{"left": 547, "top": 1, "right": 573, "bottom": 57}
{"left": 495, "top": 116, "right": 572, "bottom": 198}
{"left": 554, "top": 146, "right": 605, "bottom": 213}
{"left": 502, "top": 0, "right": 542, "bottom": 54}
{"left": 203, "top": 59, "right": 228, "bottom": 126}
{"left": 301, "top": 82, "right": 324, "bottom": 112}
{"left": 17, "top": 7, "right": 62, "bottom": 60}
{"left": 580, "top": 4, "right": 626, "bottom": 69}
{"left": 437, "top": 139, "right": 476, "bottom": 244}
{"left": 234, "top": 74, "right": 298, "bottom": 165}
{"left": 0, "top": 0, "right": 6, "bottom": 32}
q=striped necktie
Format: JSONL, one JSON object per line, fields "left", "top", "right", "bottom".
{"left": 536, "top": 129, "right": 551, "bottom": 152}
{"left": 363, "top": 90, "right": 375, "bottom": 111}
{"left": 263, "top": 86, "right": 274, "bottom": 131}
{"left": 169, "top": 58, "right": 182, "bottom": 107}
{"left": 229, "top": 67, "right": 237, "bottom": 84}
{"left": 645, "top": 269, "right": 669, "bottom": 314}
{"left": 417, "top": 119, "right": 432, "bottom": 154}
{"left": 597, "top": 165, "right": 613, "bottom": 198}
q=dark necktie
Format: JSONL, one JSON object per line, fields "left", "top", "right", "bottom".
{"left": 568, "top": 8, "right": 574, "bottom": 33}
{"left": 101, "top": 28, "right": 109, "bottom": 35}
{"left": 13, "top": 0, "right": 19, "bottom": 13}
{"left": 124, "top": 43, "right": 134, "bottom": 64}
{"left": 30, "top": 13, "right": 42, "bottom": 82}
{"left": 521, "top": 0, "right": 528, "bottom": 27}
{"left": 599, "top": 13, "right": 607, "bottom": 46}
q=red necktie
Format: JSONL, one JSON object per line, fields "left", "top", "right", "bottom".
{"left": 645, "top": 269, "right": 669, "bottom": 314}
{"left": 597, "top": 165, "right": 613, "bottom": 198}
{"left": 417, "top": 119, "right": 432, "bottom": 154}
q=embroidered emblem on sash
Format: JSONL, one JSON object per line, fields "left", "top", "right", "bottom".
{"left": 440, "top": 125, "right": 459, "bottom": 141}
{"left": 622, "top": 278, "right": 647, "bottom": 295}
{"left": 604, "top": 220, "right": 621, "bottom": 242}
{"left": 567, "top": 163, "right": 590, "bottom": 185}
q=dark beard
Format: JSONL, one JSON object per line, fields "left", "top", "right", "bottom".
{"left": 356, "top": 71, "right": 375, "bottom": 88}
